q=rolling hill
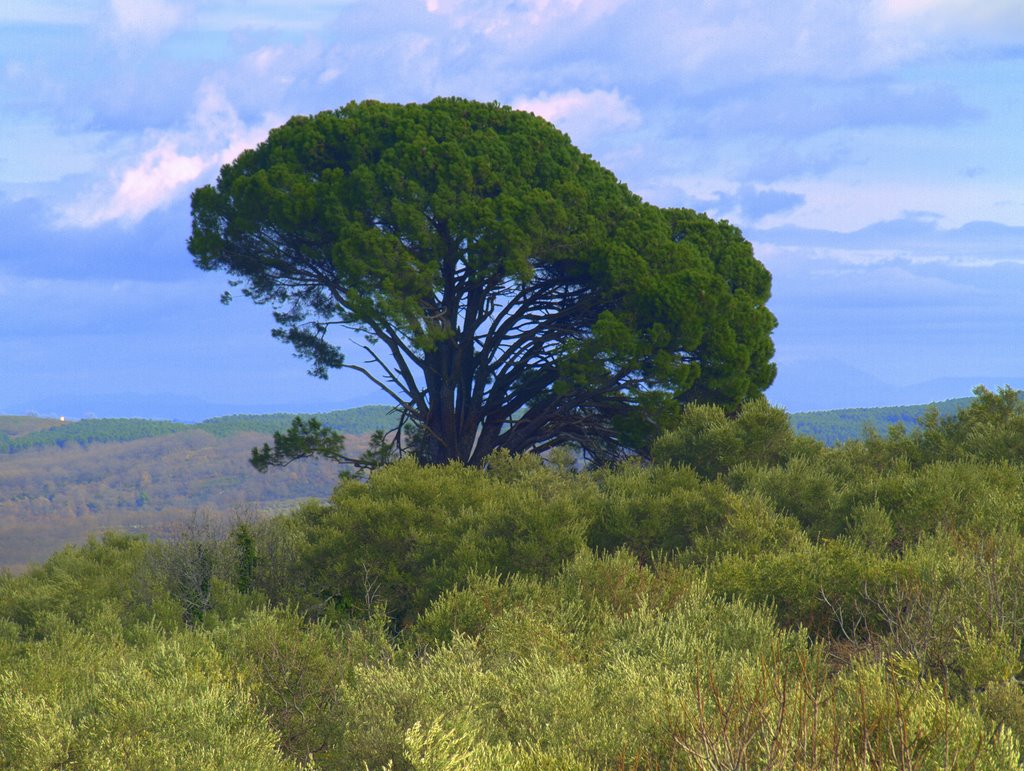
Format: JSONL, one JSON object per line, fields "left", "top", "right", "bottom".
{"left": 788, "top": 396, "right": 976, "bottom": 445}
{"left": 0, "top": 406, "right": 396, "bottom": 570}
{"left": 0, "top": 396, "right": 981, "bottom": 570}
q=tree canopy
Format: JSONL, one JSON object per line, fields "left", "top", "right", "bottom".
{"left": 189, "top": 97, "right": 776, "bottom": 464}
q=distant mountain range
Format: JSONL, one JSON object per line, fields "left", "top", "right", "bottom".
{"left": 0, "top": 406, "right": 395, "bottom": 454}
{"left": 0, "top": 396, "right": 983, "bottom": 570}
{"left": 1, "top": 396, "right": 971, "bottom": 455}
{"left": 766, "top": 359, "right": 1021, "bottom": 414}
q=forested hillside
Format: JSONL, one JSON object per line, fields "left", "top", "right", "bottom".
{"left": 0, "top": 405, "right": 393, "bottom": 452}
{"left": 789, "top": 396, "right": 975, "bottom": 444}
{"left": 3, "top": 387, "right": 1024, "bottom": 767}
{"left": 0, "top": 406, "right": 392, "bottom": 570}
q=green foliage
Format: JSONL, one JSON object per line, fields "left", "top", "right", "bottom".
{"left": 0, "top": 671, "right": 71, "bottom": 769}
{"left": 725, "top": 454, "right": 844, "bottom": 537}
{"left": 210, "top": 607, "right": 394, "bottom": 764}
{"left": 586, "top": 460, "right": 735, "bottom": 558}
{"left": 789, "top": 396, "right": 973, "bottom": 445}
{"left": 191, "top": 97, "right": 776, "bottom": 464}
{"left": 652, "top": 397, "right": 817, "bottom": 478}
{"left": 710, "top": 535, "right": 892, "bottom": 636}
{"left": 7, "top": 386, "right": 1024, "bottom": 765}
{"left": 253, "top": 421, "right": 403, "bottom": 479}
{"left": 0, "top": 532, "right": 162, "bottom": 638}
{"left": 838, "top": 459, "right": 1024, "bottom": 545}
{"left": 915, "top": 385, "right": 1024, "bottom": 463}
{"left": 321, "top": 552, "right": 807, "bottom": 768}
{"left": 326, "top": 552, "right": 1016, "bottom": 768}
{"left": 1, "top": 623, "right": 294, "bottom": 769}
{"left": 232, "top": 521, "right": 256, "bottom": 593}
{"left": 297, "top": 454, "right": 594, "bottom": 626}
{"left": 788, "top": 386, "right": 1024, "bottom": 456}
{"left": 232, "top": 513, "right": 314, "bottom": 608}
{"left": 691, "top": 490, "right": 810, "bottom": 562}
{"left": 250, "top": 415, "right": 349, "bottom": 472}
{"left": 199, "top": 404, "right": 394, "bottom": 437}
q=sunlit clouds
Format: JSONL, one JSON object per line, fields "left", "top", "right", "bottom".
{"left": 513, "top": 89, "right": 641, "bottom": 145}
{"left": 1, "top": 0, "right": 1022, "bottom": 414}
{"left": 58, "top": 84, "right": 277, "bottom": 227}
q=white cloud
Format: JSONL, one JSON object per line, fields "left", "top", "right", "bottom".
{"left": 59, "top": 83, "right": 277, "bottom": 228}
{"left": 69, "top": 139, "right": 204, "bottom": 226}
{"left": 424, "top": 0, "right": 626, "bottom": 38}
{"left": 318, "top": 67, "right": 343, "bottom": 84}
{"left": 868, "top": 0, "right": 1024, "bottom": 60}
{"left": 194, "top": 0, "right": 356, "bottom": 32}
{"left": 109, "top": 0, "right": 184, "bottom": 40}
{"left": 246, "top": 46, "right": 285, "bottom": 75}
{"left": 513, "top": 88, "right": 641, "bottom": 145}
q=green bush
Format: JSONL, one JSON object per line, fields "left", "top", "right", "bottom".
{"left": 0, "top": 673, "right": 72, "bottom": 770}
{"left": 652, "top": 397, "right": 819, "bottom": 478}
{"left": 6, "top": 391, "right": 1024, "bottom": 766}
{"left": 212, "top": 606, "right": 395, "bottom": 765}
{"left": 710, "top": 535, "right": 893, "bottom": 637}
{"left": 331, "top": 551, "right": 811, "bottom": 768}
{"left": 917, "top": 385, "right": 1024, "bottom": 463}
{"left": 692, "top": 490, "right": 810, "bottom": 562}
{"left": 298, "top": 455, "right": 595, "bottom": 626}
{"left": 325, "top": 551, "right": 1017, "bottom": 768}
{"left": 1, "top": 619, "right": 294, "bottom": 769}
{"left": 587, "top": 460, "right": 733, "bottom": 557}
{"left": 726, "top": 454, "right": 844, "bottom": 538}
{"left": 0, "top": 532, "right": 183, "bottom": 639}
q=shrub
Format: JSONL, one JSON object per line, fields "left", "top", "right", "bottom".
{"left": 212, "top": 606, "right": 394, "bottom": 765}
{"left": 726, "top": 454, "right": 844, "bottom": 538}
{"left": 652, "top": 397, "right": 818, "bottom": 478}
{"left": 710, "top": 536, "right": 893, "bottom": 637}
{"left": 1, "top": 620, "right": 294, "bottom": 769}
{"left": 298, "top": 455, "right": 595, "bottom": 626}
{"left": 326, "top": 551, "right": 1018, "bottom": 768}
{"left": 587, "top": 461, "right": 733, "bottom": 557}
{"left": 0, "top": 532, "right": 159, "bottom": 638}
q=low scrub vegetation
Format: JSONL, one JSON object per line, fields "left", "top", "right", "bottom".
{"left": 2, "top": 386, "right": 1024, "bottom": 767}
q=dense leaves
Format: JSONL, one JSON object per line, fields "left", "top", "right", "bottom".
{"left": 190, "top": 97, "right": 776, "bottom": 464}
{"left": 250, "top": 417, "right": 350, "bottom": 471}
{"left": 4, "top": 387, "right": 1024, "bottom": 765}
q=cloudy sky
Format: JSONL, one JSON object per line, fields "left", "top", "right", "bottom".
{"left": 2, "top": 0, "right": 1023, "bottom": 419}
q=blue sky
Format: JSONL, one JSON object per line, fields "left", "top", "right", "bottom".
{"left": 2, "top": 0, "right": 1023, "bottom": 419}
